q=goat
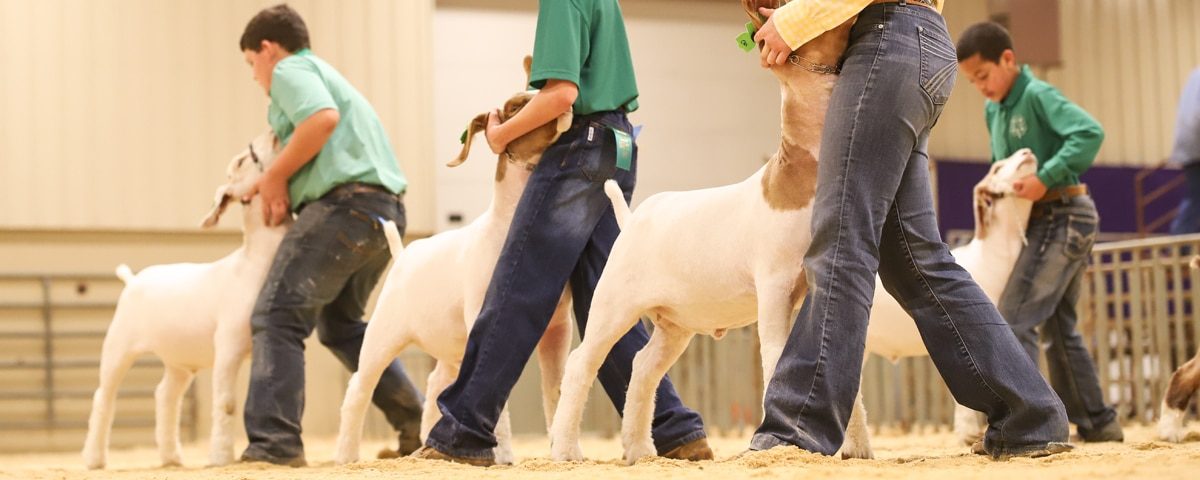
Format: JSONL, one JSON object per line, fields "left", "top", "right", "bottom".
{"left": 547, "top": 0, "right": 852, "bottom": 464}
{"left": 82, "top": 132, "right": 284, "bottom": 469}
{"left": 334, "top": 57, "right": 574, "bottom": 466}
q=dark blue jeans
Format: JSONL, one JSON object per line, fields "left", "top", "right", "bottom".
{"left": 1170, "top": 162, "right": 1200, "bottom": 234}
{"left": 998, "top": 195, "right": 1117, "bottom": 436}
{"left": 242, "top": 187, "right": 424, "bottom": 462}
{"left": 425, "top": 111, "right": 707, "bottom": 460}
{"left": 751, "top": 3, "right": 1068, "bottom": 457}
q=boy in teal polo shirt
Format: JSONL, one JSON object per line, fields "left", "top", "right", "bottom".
{"left": 237, "top": 4, "right": 423, "bottom": 466}
{"left": 415, "top": 0, "right": 709, "bottom": 466}
{"left": 957, "top": 22, "right": 1123, "bottom": 443}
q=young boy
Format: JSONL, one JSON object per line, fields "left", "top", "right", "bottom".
{"left": 957, "top": 21, "right": 1123, "bottom": 443}
{"left": 237, "top": 4, "right": 424, "bottom": 466}
{"left": 414, "top": 0, "right": 710, "bottom": 466}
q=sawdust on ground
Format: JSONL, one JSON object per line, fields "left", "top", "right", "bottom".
{"left": 3, "top": 425, "right": 1198, "bottom": 480}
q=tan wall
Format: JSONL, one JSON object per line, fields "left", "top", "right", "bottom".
{"left": 0, "top": 0, "right": 435, "bottom": 234}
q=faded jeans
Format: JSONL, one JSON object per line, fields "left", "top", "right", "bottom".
{"left": 998, "top": 195, "right": 1117, "bottom": 437}
{"left": 242, "top": 187, "right": 424, "bottom": 462}
{"left": 751, "top": 2, "right": 1068, "bottom": 458}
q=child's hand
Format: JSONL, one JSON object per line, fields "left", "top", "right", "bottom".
{"left": 243, "top": 171, "right": 292, "bottom": 226}
{"left": 1013, "top": 174, "right": 1048, "bottom": 201}
{"left": 485, "top": 109, "right": 508, "bottom": 155}
{"left": 754, "top": 7, "right": 791, "bottom": 68}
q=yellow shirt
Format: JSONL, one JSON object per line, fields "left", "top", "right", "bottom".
{"left": 773, "top": 0, "right": 944, "bottom": 50}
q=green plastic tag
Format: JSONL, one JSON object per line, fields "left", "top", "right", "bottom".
{"left": 737, "top": 22, "right": 757, "bottom": 52}
{"left": 736, "top": 32, "right": 754, "bottom": 52}
{"left": 613, "top": 128, "right": 632, "bottom": 171}
{"left": 459, "top": 128, "right": 467, "bottom": 144}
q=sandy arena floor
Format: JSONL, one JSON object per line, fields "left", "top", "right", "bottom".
{"left": 3, "top": 425, "right": 1199, "bottom": 480}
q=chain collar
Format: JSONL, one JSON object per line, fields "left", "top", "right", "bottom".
{"left": 787, "top": 54, "right": 840, "bottom": 75}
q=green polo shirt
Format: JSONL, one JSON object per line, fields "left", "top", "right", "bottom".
{"left": 268, "top": 49, "right": 406, "bottom": 211}
{"left": 529, "top": 0, "right": 639, "bottom": 115}
{"left": 984, "top": 65, "right": 1104, "bottom": 189}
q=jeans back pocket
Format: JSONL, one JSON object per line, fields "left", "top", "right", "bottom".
{"left": 1064, "top": 214, "right": 1098, "bottom": 259}
{"left": 578, "top": 122, "right": 621, "bottom": 183}
{"left": 917, "top": 25, "right": 957, "bottom": 106}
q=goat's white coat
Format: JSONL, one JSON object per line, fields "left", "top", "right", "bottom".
{"left": 548, "top": 57, "right": 840, "bottom": 463}
{"left": 333, "top": 93, "right": 574, "bottom": 466}
{"left": 81, "top": 132, "right": 284, "bottom": 469}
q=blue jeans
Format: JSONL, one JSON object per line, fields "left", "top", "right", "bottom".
{"left": 751, "top": 3, "right": 1068, "bottom": 457}
{"left": 998, "top": 195, "right": 1117, "bottom": 436}
{"left": 242, "top": 187, "right": 424, "bottom": 462}
{"left": 1170, "top": 162, "right": 1200, "bottom": 234}
{"left": 425, "top": 111, "right": 707, "bottom": 460}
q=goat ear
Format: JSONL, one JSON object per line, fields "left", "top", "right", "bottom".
{"left": 523, "top": 55, "right": 533, "bottom": 86}
{"left": 972, "top": 182, "right": 990, "bottom": 241}
{"left": 742, "top": 0, "right": 782, "bottom": 30}
{"left": 555, "top": 107, "right": 573, "bottom": 133}
{"left": 201, "top": 185, "right": 231, "bottom": 228}
{"left": 449, "top": 112, "right": 490, "bottom": 167}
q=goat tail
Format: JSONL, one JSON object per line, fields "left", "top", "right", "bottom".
{"left": 114, "top": 264, "right": 135, "bottom": 284}
{"left": 382, "top": 220, "right": 405, "bottom": 256}
{"left": 604, "top": 180, "right": 631, "bottom": 230}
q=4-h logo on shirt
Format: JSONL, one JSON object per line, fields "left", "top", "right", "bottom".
{"left": 1009, "top": 115, "right": 1028, "bottom": 139}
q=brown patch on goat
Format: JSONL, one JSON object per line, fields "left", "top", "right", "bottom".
{"left": 451, "top": 91, "right": 567, "bottom": 183}
{"left": 761, "top": 148, "right": 818, "bottom": 211}
{"left": 1164, "top": 355, "right": 1200, "bottom": 410}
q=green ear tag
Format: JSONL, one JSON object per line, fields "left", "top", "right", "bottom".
{"left": 459, "top": 128, "right": 468, "bottom": 144}
{"left": 736, "top": 32, "right": 754, "bottom": 52}
{"left": 613, "top": 128, "right": 633, "bottom": 171}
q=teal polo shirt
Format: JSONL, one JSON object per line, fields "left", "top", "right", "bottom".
{"left": 985, "top": 65, "right": 1104, "bottom": 189}
{"left": 529, "top": 0, "right": 639, "bottom": 115}
{"left": 268, "top": 49, "right": 406, "bottom": 211}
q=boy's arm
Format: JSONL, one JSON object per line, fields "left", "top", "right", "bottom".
{"left": 1033, "top": 87, "right": 1104, "bottom": 187}
{"left": 485, "top": 80, "right": 578, "bottom": 154}
{"left": 484, "top": 0, "right": 584, "bottom": 153}
{"left": 255, "top": 109, "right": 340, "bottom": 225}
{"left": 248, "top": 60, "right": 340, "bottom": 225}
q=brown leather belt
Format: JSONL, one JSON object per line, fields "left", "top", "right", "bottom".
{"left": 1036, "top": 184, "right": 1089, "bottom": 204}
{"left": 869, "top": 0, "right": 937, "bottom": 10}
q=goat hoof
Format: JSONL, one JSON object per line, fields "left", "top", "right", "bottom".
{"left": 1158, "top": 409, "right": 1187, "bottom": 443}
{"left": 839, "top": 445, "right": 874, "bottom": 460}
{"left": 494, "top": 448, "right": 515, "bottom": 466}
{"left": 622, "top": 440, "right": 656, "bottom": 466}
{"left": 550, "top": 441, "right": 583, "bottom": 462}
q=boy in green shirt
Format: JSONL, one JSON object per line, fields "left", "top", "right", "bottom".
{"left": 237, "top": 4, "right": 423, "bottom": 466}
{"left": 415, "top": 0, "right": 709, "bottom": 466}
{"left": 957, "top": 22, "right": 1123, "bottom": 443}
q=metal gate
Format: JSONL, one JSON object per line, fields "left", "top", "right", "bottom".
{"left": 0, "top": 273, "right": 196, "bottom": 452}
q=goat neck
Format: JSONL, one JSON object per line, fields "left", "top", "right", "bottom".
{"left": 240, "top": 195, "right": 290, "bottom": 265}
{"left": 489, "top": 153, "right": 540, "bottom": 219}
{"left": 985, "top": 195, "right": 1033, "bottom": 262}
{"left": 760, "top": 23, "right": 851, "bottom": 211}
{"left": 775, "top": 21, "right": 852, "bottom": 166}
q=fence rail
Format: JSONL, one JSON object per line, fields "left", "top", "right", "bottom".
{"left": 0, "top": 273, "right": 197, "bottom": 450}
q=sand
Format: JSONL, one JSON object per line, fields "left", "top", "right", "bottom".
{"left": 3, "top": 425, "right": 1198, "bottom": 480}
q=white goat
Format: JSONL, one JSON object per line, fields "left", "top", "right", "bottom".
{"left": 841, "top": 149, "right": 1038, "bottom": 458}
{"left": 1157, "top": 255, "right": 1200, "bottom": 442}
{"left": 333, "top": 85, "right": 574, "bottom": 466}
{"left": 82, "top": 132, "right": 284, "bottom": 469}
{"left": 547, "top": 1, "right": 852, "bottom": 464}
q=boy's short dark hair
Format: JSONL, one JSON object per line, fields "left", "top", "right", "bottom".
{"left": 955, "top": 22, "right": 1013, "bottom": 63}
{"left": 240, "top": 4, "right": 310, "bottom": 53}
